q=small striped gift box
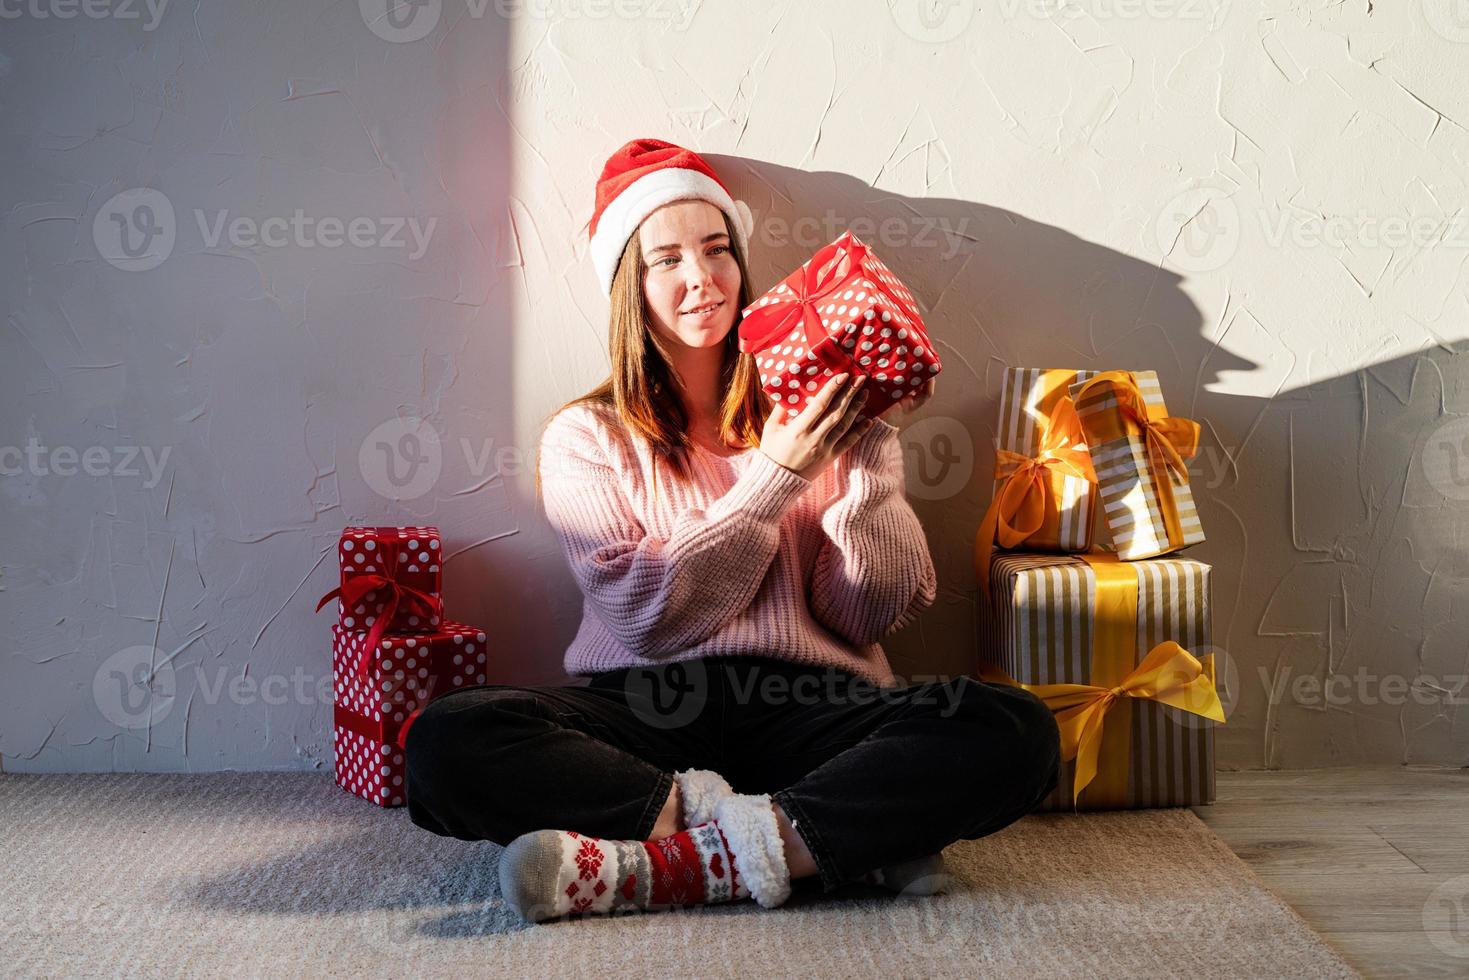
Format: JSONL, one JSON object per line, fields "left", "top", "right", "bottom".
{"left": 1068, "top": 370, "right": 1205, "bottom": 560}
{"left": 992, "top": 367, "right": 1101, "bottom": 551}
{"left": 981, "top": 551, "right": 1218, "bottom": 811}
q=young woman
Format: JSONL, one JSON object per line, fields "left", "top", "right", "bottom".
{"left": 404, "top": 138, "right": 1061, "bottom": 924}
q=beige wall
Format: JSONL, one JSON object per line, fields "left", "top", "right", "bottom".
{"left": 503, "top": 1, "right": 1469, "bottom": 770}
{"left": 3, "top": 1, "right": 1466, "bottom": 770}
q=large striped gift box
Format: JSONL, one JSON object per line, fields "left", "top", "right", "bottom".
{"left": 993, "top": 368, "right": 1101, "bottom": 551}
{"left": 981, "top": 551, "right": 1219, "bottom": 811}
{"left": 1068, "top": 370, "right": 1205, "bottom": 560}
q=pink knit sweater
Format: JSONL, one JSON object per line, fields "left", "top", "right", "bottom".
{"left": 536, "top": 402, "right": 937, "bottom": 688}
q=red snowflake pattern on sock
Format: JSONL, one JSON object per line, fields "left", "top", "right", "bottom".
{"left": 574, "top": 839, "right": 604, "bottom": 880}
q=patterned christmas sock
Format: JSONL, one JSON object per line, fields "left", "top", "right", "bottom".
{"left": 497, "top": 792, "right": 792, "bottom": 923}
{"left": 673, "top": 769, "right": 950, "bottom": 898}
{"left": 672, "top": 767, "right": 734, "bottom": 829}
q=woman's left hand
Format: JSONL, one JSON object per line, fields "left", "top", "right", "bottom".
{"left": 871, "top": 376, "right": 936, "bottom": 422}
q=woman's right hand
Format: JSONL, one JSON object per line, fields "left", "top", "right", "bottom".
{"left": 759, "top": 372, "right": 873, "bottom": 482}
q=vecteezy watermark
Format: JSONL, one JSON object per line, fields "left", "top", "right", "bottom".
{"left": 354, "top": 410, "right": 972, "bottom": 503}
{"left": 1, "top": 438, "right": 172, "bottom": 489}
{"left": 359, "top": 0, "right": 440, "bottom": 42}
{"left": 1152, "top": 192, "right": 1469, "bottom": 273}
{"left": 1153, "top": 187, "right": 1241, "bottom": 273}
{"left": 94, "top": 646, "right": 178, "bottom": 730}
{"left": 1184, "top": 443, "right": 1235, "bottom": 491}
{"left": 1162, "top": 644, "right": 1239, "bottom": 731}
{"left": 1419, "top": 415, "right": 1469, "bottom": 501}
{"left": 888, "top": 0, "right": 975, "bottom": 44}
{"left": 1421, "top": 0, "right": 1469, "bottom": 43}
{"left": 877, "top": 876, "right": 1228, "bottom": 960}
{"left": 92, "top": 188, "right": 437, "bottom": 272}
{"left": 1259, "top": 209, "right": 1469, "bottom": 252}
{"left": 900, "top": 415, "right": 975, "bottom": 501}
{"left": 750, "top": 207, "right": 973, "bottom": 262}
{"left": 358, "top": 417, "right": 614, "bottom": 502}
{"left": 0, "top": 0, "right": 170, "bottom": 29}
{"left": 358, "top": 0, "right": 700, "bottom": 43}
{"left": 194, "top": 209, "right": 436, "bottom": 260}
{"left": 1424, "top": 874, "right": 1469, "bottom": 958}
{"left": 93, "top": 188, "right": 176, "bottom": 273}
{"left": 622, "top": 661, "right": 975, "bottom": 732}
{"left": 623, "top": 658, "right": 711, "bottom": 731}
{"left": 992, "top": 0, "right": 1221, "bottom": 22}
{"left": 359, "top": 416, "right": 444, "bottom": 502}
{"left": 1256, "top": 664, "right": 1469, "bottom": 710}
{"left": 93, "top": 647, "right": 345, "bottom": 731}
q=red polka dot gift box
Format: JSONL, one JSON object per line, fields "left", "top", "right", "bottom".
{"left": 331, "top": 620, "right": 488, "bottom": 808}
{"left": 739, "top": 230, "right": 941, "bottom": 417}
{"left": 315, "top": 526, "right": 445, "bottom": 659}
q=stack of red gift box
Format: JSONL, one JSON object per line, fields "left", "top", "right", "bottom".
{"left": 317, "top": 525, "right": 487, "bottom": 807}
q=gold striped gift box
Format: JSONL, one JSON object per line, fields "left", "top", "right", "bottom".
{"left": 981, "top": 550, "right": 1218, "bottom": 811}
{"left": 1068, "top": 370, "right": 1205, "bottom": 560}
{"left": 993, "top": 368, "right": 1100, "bottom": 551}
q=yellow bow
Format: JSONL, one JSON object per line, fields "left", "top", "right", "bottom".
{"left": 974, "top": 396, "right": 1095, "bottom": 600}
{"left": 982, "top": 642, "right": 1224, "bottom": 804}
{"left": 1069, "top": 371, "right": 1201, "bottom": 548}
{"left": 975, "top": 550, "right": 1226, "bottom": 808}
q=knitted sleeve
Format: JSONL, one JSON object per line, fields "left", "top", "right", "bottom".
{"left": 538, "top": 408, "right": 813, "bottom": 659}
{"left": 808, "top": 417, "right": 938, "bottom": 646}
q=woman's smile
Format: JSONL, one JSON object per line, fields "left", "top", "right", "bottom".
{"left": 681, "top": 299, "right": 724, "bottom": 320}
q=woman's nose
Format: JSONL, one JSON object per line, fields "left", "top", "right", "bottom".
{"left": 685, "top": 255, "right": 716, "bottom": 289}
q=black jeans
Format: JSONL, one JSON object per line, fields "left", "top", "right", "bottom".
{"left": 404, "top": 654, "right": 1061, "bottom": 894}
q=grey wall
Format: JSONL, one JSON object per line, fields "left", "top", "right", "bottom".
{"left": 3, "top": 0, "right": 1468, "bottom": 772}
{"left": 2, "top": 0, "right": 518, "bottom": 770}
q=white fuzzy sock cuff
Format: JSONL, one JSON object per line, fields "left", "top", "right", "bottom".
{"left": 712, "top": 792, "right": 792, "bottom": 909}
{"left": 673, "top": 768, "right": 734, "bottom": 829}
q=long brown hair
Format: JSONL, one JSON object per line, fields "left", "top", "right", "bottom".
{"left": 536, "top": 207, "right": 771, "bottom": 503}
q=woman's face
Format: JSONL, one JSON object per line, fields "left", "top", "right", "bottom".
{"left": 639, "top": 199, "right": 741, "bottom": 351}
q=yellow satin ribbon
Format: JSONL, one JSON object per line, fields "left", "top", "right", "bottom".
{"left": 974, "top": 395, "right": 1096, "bottom": 600}
{"left": 1069, "top": 371, "right": 1201, "bottom": 550}
{"left": 976, "top": 551, "right": 1225, "bottom": 807}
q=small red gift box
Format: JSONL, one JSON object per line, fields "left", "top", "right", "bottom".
{"left": 331, "top": 619, "right": 488, "bottom": 807}
{"left": 317, "top": 526, "right": 444, "bottom": 656}
{"left": 739, "top": 230, "right": 941, "bottom": 415}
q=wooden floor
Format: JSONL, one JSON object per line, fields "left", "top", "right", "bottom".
{"left": 1192, "top": 767, "right": 1469, "bottom": 979}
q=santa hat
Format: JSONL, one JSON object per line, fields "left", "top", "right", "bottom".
{"left": 589, "top": 138, "right": 754, "bottom": 297}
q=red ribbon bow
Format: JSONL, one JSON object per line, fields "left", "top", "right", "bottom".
{"left": 740, "top": 231, "right": 918, "bottom": 379}
{"left": 317, "top": 566, "right": 438, "bottom": 679}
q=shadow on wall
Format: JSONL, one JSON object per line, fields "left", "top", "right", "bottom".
{"left": 0, "top": 2, "right": 522, "bottom": 772}
{"left": 677, "top": 154, "right": 1469, "bottom": 770}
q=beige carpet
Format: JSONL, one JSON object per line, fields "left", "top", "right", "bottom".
{"left": 3, "top": 773, "right": 1358, "bottom": 978}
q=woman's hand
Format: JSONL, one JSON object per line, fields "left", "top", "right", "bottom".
{"left": 760, "top": 373, "right": 872, "bottom": 481}
{"left": 872, "top": 376, "right": 937, "bottom": 421}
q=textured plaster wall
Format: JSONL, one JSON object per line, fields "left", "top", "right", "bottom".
{"left": 3, "top": 0, "right": 1468, "bottom": 772}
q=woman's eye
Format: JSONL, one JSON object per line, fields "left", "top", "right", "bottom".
{"left": 655, "top": 256, "right": 678, "bottom": 268}
{"left": 710, "top": 245, "right": 729, "bottom": 256}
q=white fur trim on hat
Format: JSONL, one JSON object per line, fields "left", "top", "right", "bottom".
{"left": 712, "top": 792, "right": 791, "bottom": 909}
{"left": 673, "top": 768, "right": 734, "bottom": 829}
{"left": 590, "top": 168, "right": 753, "bottom": 297}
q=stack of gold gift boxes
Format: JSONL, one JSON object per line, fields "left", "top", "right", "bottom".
{"left": 974, "top": 369, "right": 1224, "bottom": 812}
